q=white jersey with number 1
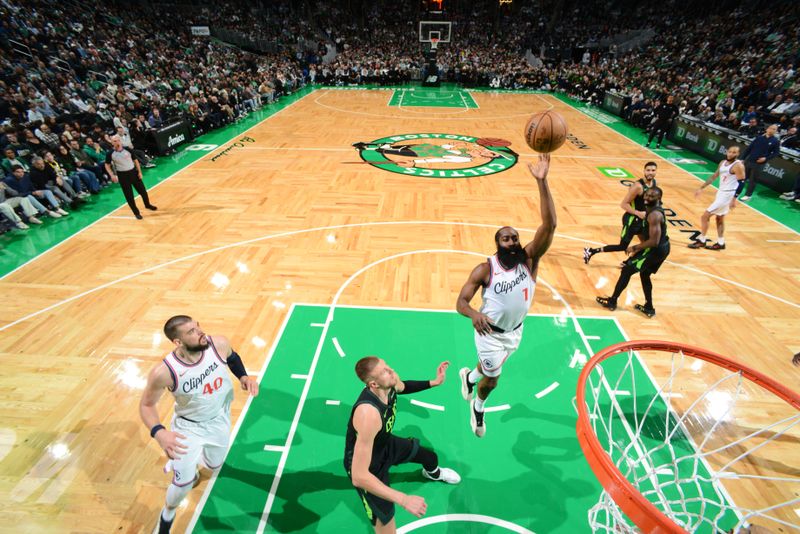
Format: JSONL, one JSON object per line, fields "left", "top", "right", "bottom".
{"left": 479, "top": 255, "right": 536, "bottom": 332}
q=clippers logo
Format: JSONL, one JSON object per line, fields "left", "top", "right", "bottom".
{"left": 493, "top": 269, "right": 529, "bottom": 295}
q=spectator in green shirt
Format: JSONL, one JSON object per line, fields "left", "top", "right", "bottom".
{"left": 2, "top": 148, "right": 30, "bottom": 176}
{"left": 83, "top": 138, "right": 107, "bottom": 165}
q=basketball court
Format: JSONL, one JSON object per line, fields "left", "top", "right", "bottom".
{"left": 1, "top": 87, "right": 799, "bottom": 533}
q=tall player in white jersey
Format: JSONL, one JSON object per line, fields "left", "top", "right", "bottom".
{"left": 456, "top": 154, "right": 556, "bottom": 437}
{"left": 688, "top": 145, "right": 744, "bottom": 251}
{"left": 139, "top": 315, "right": 259, "bottom": 534}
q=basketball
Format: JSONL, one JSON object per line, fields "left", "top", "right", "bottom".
{"left": 524, "top": 110, "right": 568, "bottom": 153}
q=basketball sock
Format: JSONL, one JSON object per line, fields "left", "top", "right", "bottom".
{"left": 717, "top": 237, "right": 725, "bottom": 245}
{"left": 163, "top": 482, "right": 192, "bottom": 520}
{"left": 602, "top": 243, "right": 627, "bottom": 253}
{"left": 474, "top": 396, "right": 485, "bottom": 412}
{"left": 467, "top": 368, "right": 482, "bottom": 385}
{"left": 161, "top": 507, "right": 176, "bottom": 522}
{"left": 611, "top": 265, "right": 637, "bottom": 300}
{"left": 411, "top": 446, "right": 439, "bottom": 473}
{"left": 640, "top": 272, "right": 653, "bottom": 308}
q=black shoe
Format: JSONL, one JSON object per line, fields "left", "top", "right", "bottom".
{"left": 145, "top": 204, "right": 158, "bottom": 211}
{"left": 705, "top": 242, "right": 725, "bottom": 250}
{"left": 352, "top": 142, "right": 369, "bottom": 150}
{"left": 687, "top": 240, "right": 706, "bottom": 249}
{"left": 134, "top": 213, "right": 143, "bottom": 220}
{"left": 596, "top": 296, "right": 617, "bottom": 311}
{"left": 158, "top": 512, "right": 174, "bottom": 534}
{"left": 634, "top": 304, "right": 656, "bottom": 318}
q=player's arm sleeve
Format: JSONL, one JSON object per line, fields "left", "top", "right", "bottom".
{"left": 396, "top": 380, "right": 431, "bottom": 395}
{"left": 227, "top": 351, "right": 248, "bottom": 378}
{"left": 213, "top": 336, "right": 249, "bottom": 378}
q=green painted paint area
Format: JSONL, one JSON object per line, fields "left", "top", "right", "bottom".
{"left": 389, "top": 88, "right": 479, "bottom": 108}
{"left": 552, "top": 93, "right": 800, "bottom": 233}
{"left": 0, "top": 86, "right": 317, "bottom": 278}
{"left": 192, "top": 306, "right": 734, "bottom": 533}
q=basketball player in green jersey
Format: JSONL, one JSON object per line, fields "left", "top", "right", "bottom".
{"left": 344, "top": 357, "right": 460, "bottom": 533}
{"left": 596, "top": 186, "right": 670, "bottom": 317}
{"left": 584, "top": 162, "right": 658, "bottom": 264}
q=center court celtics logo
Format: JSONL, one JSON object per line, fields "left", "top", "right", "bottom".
{"left": 352, "top": 133, "right": 518, "bottom": 178}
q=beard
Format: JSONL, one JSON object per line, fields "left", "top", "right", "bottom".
{"left": 497, "top": 244, "right": 528, "bottom": 268}
{"left": 184, "top": 337, "right": 208, "bottom": 353}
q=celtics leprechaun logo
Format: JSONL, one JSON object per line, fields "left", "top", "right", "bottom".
{"left": 352, "top": 133, "right": 518, "bottom": 178}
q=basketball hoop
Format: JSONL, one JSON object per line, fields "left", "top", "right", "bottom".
{"left": 575, "top": 340, "right": 800, "bottom": 533}
{"left": 430, "top": 37, "right": 440, "bottom": 51}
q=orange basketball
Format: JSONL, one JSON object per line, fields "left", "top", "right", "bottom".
{"left": 524, "top": 110, "right": 568, "bottom": 153}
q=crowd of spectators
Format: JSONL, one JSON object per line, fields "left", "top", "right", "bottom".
{"left": 0, "top": 0, "right": 312, "bottom": 234}
{"left": 2, "top": 0, "right": 799, "bottom": 237}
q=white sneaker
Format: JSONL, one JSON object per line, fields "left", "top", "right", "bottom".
{"left": 78, "top": 191, "right": 90, "bottom": 199}
{"left": 459, "top": 368, "right": 474, "bottom": 401}
{"left": 422, "top": 467, "right": 461, "bottom": 484}
{"left": 48, "top": 210, "right": 61, "bottom": 218}
{"left": 15, "top": 221, "right": 29, "bottom": 229}
{"left": 780, "top": 192, "right": 796, "bottom": 200}
{"left": 28, "top": 216, "right": 43, "bottom": 224}
{"left": 56, "top": 208, "right": 69, "bottom": 215}
{"left": 739, "top": 195, "right": 751, "bottom": 201}
{"left": 470, "top": 399, "right": 486, "bottom": 438}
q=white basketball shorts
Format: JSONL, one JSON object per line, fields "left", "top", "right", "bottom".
{"left": 168, "top": 409, "right": 231, "bottom": 487}
{"left": 707, "top": 189, "right": 737, "bottom": 216}
{"left": 473, "top": 325, "right": 523, "bottom": 377}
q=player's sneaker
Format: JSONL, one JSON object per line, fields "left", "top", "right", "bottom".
{"left": 596, "top": 296, "right": 617, "bottom": 311}
{"left": 156, "top": 510, "right": 173, "bottom": 534}
{"left": 583, "top": 247, "right": 593, "bottom": 264}
{"left": 422, "top": 467, "right": 461, "bottom": 484}
{"left": 634, "top": 304, "right": 656, "bottom": 318}
{"left": 459, "top": 367, "right": 474, "bottom": 401}
{"left": 780, "top": 192, "right": 796, "bottom": 200}
{"left": 470, "top": 399, "right": 486, "bottom": 438}
{"left": 739, "top": 195, "right": 751, "bottom": 201}
{"left": 705, "top": 242, "right": 725, "bottom": 250}
{"left": 687, "top": 240, "right": 706, "bottom": 249}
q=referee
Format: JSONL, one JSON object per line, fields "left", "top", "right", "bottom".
{"left": 105, "top": 135, "right": 157, "bottom": 219}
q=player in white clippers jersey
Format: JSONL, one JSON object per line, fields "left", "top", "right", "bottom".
{"left": 456, "top": 154, "right": 557, "bottom": 438}
{"left": 139, "top": 315, "right": 259, "bottom": 534}
{"left": 688, "top": 145, "right": 745, "bottom": 251}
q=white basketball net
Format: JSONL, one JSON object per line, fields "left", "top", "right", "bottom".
{"left": 580, "top": 348, "right": 800, "bottom": 533}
